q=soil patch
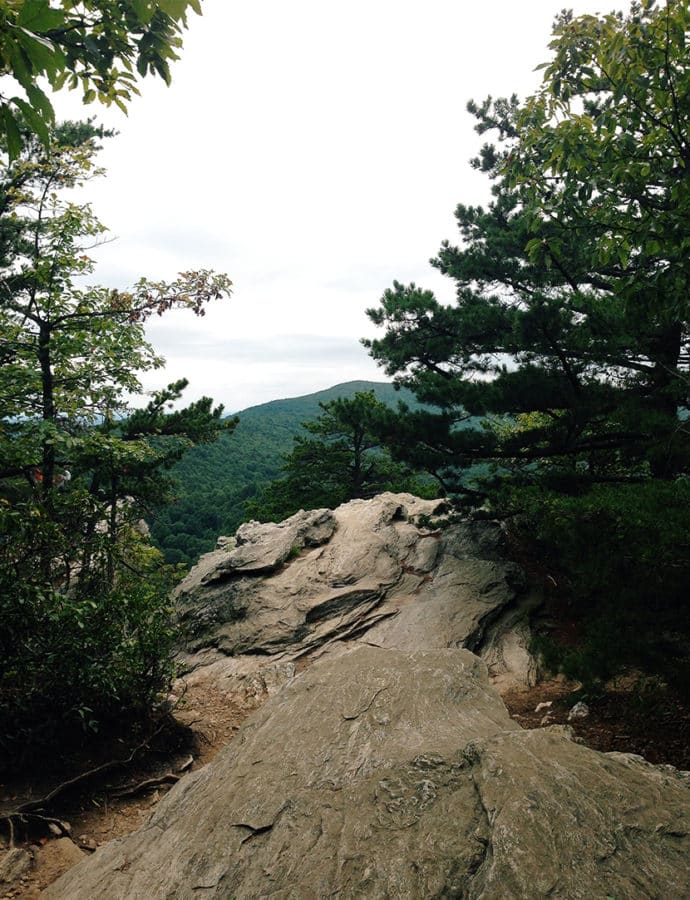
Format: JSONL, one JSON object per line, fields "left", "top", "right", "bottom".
{"left": 0, "top": 675, "right": 261, "bottom": 898}
{"left": 503, "top": 676, "right": 690, "bottom": 771}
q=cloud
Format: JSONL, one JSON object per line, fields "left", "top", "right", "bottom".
{"left": 52, "top": 0, "right": 609, "bottom": 408}
{"left": 139, "top": 333, "right": 385, "bottom": 412}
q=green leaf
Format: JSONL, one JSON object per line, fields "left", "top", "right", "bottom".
{"left": 158, "top": 0, "right": 190, "bottom": 19}
{"left": 524, "top": 238, "right": 543, "bottom": 256}
{"left": 131, "top": 0, "right": 156, "bottom": 24}
{"left": 15, "top": 27, "right": 61, "bottom": 77}
{"left": 10, "top": 96, "right": 51, "bottom": 146}
{"left": 1, "top": 105, "right": 23, "bottom": 160}
{"left": 52, "top": 71, "right": 69, "bottom": 91}
{"left": 25, "top": 81, "right": 55, "bottom": 121}
{"left": 17, "top": 0, "right": 65, "bottom": 32}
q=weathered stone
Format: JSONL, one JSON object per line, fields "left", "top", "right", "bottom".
{"left": 39, "top": 838, "right": 84, "bottom": 868}
{"left": 465, "top": 727, "right": 690, "bottom": 898}
{"left": 204, "top": 507, "right": 336, "bottom": 579}
{"left": 568, "top": 700, "right": 591, "bottom": 721}
{"left": 41, "top": 493, "right": 690, "bottom": 897}
{"left": 77, "top": 835, "right": 97, "bottom": 851}
{"left": 45, "top": 646, "right": 690, "bottom": 899}
{"left": 474, "top": 587, "right": 542, "bottom": 690}
{"left": 32, "top": 838, "right": 85, "bottom": 888}
{"left": 173, "top": 493, "right": 524, "bottom": 669}
{"left": 0, "top": 847, "right": 31, "bottom": 884}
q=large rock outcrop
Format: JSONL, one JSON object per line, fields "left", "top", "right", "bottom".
{"left": 46, "top": 645, "right": 690, "bottom": 899}
{"left": 44, "top": 494, "right": 690, "bottom": 897}
{"left": 174, "top": 493, "right": 528, "bottom": 675}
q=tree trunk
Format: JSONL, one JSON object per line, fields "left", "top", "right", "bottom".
{"left": 37, "top": 320, "right": 55, "bottom": 578}
{"left": 649, "top": 320, "right": 682, "bottom": 478}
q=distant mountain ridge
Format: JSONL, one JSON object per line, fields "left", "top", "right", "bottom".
{"left": 230, "top": 379, "right": 416, "bottom": 418}
{"left": 150, "top": 381, "right": 417, "bottom": 565}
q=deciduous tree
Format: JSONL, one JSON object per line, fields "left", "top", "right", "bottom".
{"left": 0, "top": 120, "right": 233, "bottom": 754}
{"left": 0, "top": 0, "right": 203, "bottom": 157}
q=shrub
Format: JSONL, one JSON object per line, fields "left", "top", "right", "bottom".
{"left": 0, "top": 501, "right": 178, "bottom": 764}
{"left": 505, "top": 479, "right": 690, "bottom": 697}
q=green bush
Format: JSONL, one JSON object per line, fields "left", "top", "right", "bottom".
{"left": 506, "top": 479, "right": 690, "bottom": 696}
{"left": 0, "top": 500, "right": 178, "bottom": 763}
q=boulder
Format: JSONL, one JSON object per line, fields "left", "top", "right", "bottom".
{"left": 204, "top": 508, "right": 337, "bottom": 579}
{"left": 174, "top": 493, "right": 525, "bottom": 666}
{"left": 45, "top": 645, "right": 690, "bottom": 899}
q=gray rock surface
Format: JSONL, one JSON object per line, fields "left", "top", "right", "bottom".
{"left": 43, "top": 494, "right": 690, "bottom": 897}
{"left": 45, "top": 645, "right": 690, "bottom": 899}
{"left": 0, "top": 847, "right": 31, "bottom": 884}
{"left": 174, "top": 493, "right": 525, "bottom": 668}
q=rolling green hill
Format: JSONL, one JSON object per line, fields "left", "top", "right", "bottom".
{"left": 150, "top": 381, "right": 420, "bottom": 565}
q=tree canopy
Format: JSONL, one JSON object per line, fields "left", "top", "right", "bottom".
{"left": 366, "top": 0, "right": 689, "bottom": 494}
{"left": 364, "top": 0, "right": 690, "bottom": 695}
{"left": 0, "top": 119, "right": 232, "bottom": 492}
{"left": 0, "top": 0, "right": 203, "bottom": 157}
{"left": 246, "top": 391, "right": 436, "bottom": 523}
{"left": 0, "top": 120, "right": 233, "bottom": 754}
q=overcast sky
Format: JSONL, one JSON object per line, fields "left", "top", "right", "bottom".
{"left": 54, "top": 0, "right": 610, "bottom": 413}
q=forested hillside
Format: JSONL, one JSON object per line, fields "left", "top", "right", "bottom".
{"left": 149, "top": 381, "right": 421, "bottom": 564}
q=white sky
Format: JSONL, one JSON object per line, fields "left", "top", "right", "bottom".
{"left": 53, "top": 0, "right": 610, "bottom": 412}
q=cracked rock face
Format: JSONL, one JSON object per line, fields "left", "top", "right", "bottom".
{"left": 45, "top": 645, "right": 690, "bottom": 899}
{"left": 173, "top": 493, "right": 525, "bottom": 663}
